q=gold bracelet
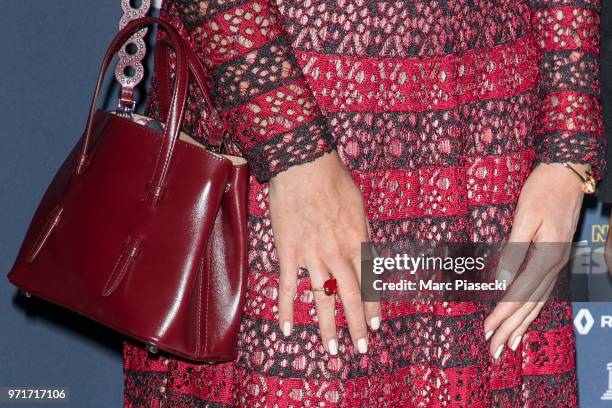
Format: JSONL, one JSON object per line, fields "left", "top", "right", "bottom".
{"left": 562, "top": 163, "right": 596, "bottom": 195}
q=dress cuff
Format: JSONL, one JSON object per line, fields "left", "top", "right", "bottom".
{"left": 534, "top": 131, "right": 606, "bottom": 182}
{"left": 241, "top": 116, "right": 335, "bottom": 184}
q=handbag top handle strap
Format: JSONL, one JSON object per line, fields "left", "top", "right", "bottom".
{"left": 155, "top": 37, "right": 225, "bottom": 148}
{"left": 77, "top": 17, "right": 190, "bottom": 205}
{"left": 115, "top": 0, "right": 151, "bottom": 112}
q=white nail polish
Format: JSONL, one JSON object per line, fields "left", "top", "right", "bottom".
{"left": 485, "top": 330, "right": 494, "bottom": 341}
{"left": 370, "top": 316, "right": 381, "bottom": 331}
{"left": 328, "top": 339, "right": 338, "bottom": 355}
{"left": 282, "top": 321, "right": 291, "bottom": 337}
{"left": 494, "top": 344, "right": 504, "bottom": 360}
{"left": 357, "top": 338, "right": 368, "bottom": 354}
{"left": 510, "top": 335, "right": 522, "bottom": 351}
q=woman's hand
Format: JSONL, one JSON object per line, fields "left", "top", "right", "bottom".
{"left": 484, "top": 163, "right": 586, "bottom": 359}
{"left": 268, "top": 150, "right": 380, "bottom": 355}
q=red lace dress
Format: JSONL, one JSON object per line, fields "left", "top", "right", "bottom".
{"left": 123, "top": 0, "right": 605, "bottom": 406}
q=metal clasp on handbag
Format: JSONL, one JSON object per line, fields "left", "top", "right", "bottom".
{"left": 115, "top": 99, "right": 136, "bottom": 119}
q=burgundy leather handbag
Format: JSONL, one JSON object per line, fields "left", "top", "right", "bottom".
{"left": 7, "top": 17, "right": 249, "bottom": 362}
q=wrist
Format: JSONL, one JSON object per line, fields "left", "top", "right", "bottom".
{"left": 269, "top": 150, "right": 340, "bottom": 187}
{"left": 534, "top": 163, "right": 586, "bottom": 196}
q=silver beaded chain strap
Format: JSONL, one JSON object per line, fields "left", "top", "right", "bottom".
{"left": 114, "top": 0, "right": 151, "bottom": 116}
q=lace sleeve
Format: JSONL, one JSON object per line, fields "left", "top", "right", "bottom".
{"left": 530, "top": 0, "right": 605, "bottom": 180}
{"left": 161, "top": 0, "right": 335, "bottom": 183}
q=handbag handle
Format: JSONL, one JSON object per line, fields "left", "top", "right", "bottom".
{"left": 155, "top": 36, "right": 225, "bottom": 148}
{"left": 77, "top": 17, "right": 189, "bottom": 205}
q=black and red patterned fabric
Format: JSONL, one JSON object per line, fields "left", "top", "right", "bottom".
{"left": 123, "top": 0, "right": 604, "bottom": 406}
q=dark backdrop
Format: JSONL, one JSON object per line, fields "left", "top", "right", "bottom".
{"left": 1, "top": 2, "right": 127, "bottom": 407}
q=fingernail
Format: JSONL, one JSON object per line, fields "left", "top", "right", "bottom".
{"left": 328, "top": 339, "right": 338, "bottom": 355}
{"left": 510, "top": 335, "right": 522, "bottom": 351}
{"left": 370, "top": 316, "right": 381, "bottom": 331}
{"left": 282, "top": 321, "right": 291, "bottom": 337}
{"left": 357, "top": 338, "right": 368, "bottom": 354}
{"left": 494, "top": 344, "right": 504, "bottom": 360}
{"left": 485, "top": 330, "right": 494, "bottom": 341}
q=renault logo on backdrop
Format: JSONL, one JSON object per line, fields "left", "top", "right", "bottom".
{"left": 574, "top": 308, "right": 595, "bottom": 335}
{"left": 574, "top": 308, "right": 612, "bottom": 335}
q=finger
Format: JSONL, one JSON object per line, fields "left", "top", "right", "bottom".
{"left": 495, "top": 241, "right": 530, "bottom": 285}
{"left": 494, "top": 204, "right": 541, "bottom": 286}
{"left": 507, "top": 203, "right": 542, "bottom": 244}
{"left": 277, "top": 251, "right": 299, "bottom": 337}
{"left": 365, "top": 219, "right": 373, "bottom": 240}
{"left": 484, "top": 251, "right": 545, "bottom": 342}
{"left": 489, "top": 301, "right": 536, "bottom": 360}
{"left": 332, "top": 259, "right": 369, "bottom": 353}
{"left": 489, "top": 269, "right": 557, "bottom": 359}
{"left": 483, "top": 301, "right": 523, "bottom": 342}
{"left": 506, "top": 277, "right": 556, "bottom": 352}
{"left": 353, "top": 255, "right": 381, "bottom": 331}
{"left": 503, "top": 244, "right": 555, "bottom": 300}
{"left": 484, "top": 206, "right": 540, "bottom": 340}
{"left": 364, "top": 301, "right": 381, "bottom": 331}
{"left": 485, "top": 242, "right": 550, "bottom": 338}
{"left": 307, "top": 260, "right": 339, "bottom": 355}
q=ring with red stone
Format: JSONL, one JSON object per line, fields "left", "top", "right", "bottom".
{"left": 310, "top": 273, "right": 338, "bottom": 296}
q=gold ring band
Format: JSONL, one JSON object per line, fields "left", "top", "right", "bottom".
{"left": 310, "top": 274, "right": 337, "bottom": 296}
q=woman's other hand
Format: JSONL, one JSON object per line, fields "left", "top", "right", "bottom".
{"left": 268, "top": 150, "right": 381, "bottom": 355}
{"left": 484, "top": 163, "right": 587, "bottom": 359}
